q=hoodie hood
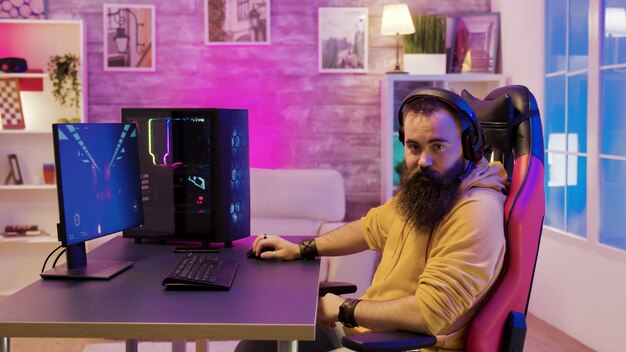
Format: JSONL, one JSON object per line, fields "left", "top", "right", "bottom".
{"left": 459, "top": 158, "right": 508, "bottom": 194}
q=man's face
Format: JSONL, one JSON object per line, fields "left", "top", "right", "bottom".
{"left": 395, "top": 108, "right": 466, "bottom": 233}
{"left": 402, "top": 109, "right": 465, "bottom": 176}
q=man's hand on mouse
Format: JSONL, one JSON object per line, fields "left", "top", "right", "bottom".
{"left": 251, "top": 234, "right": 302, "bottom": 260}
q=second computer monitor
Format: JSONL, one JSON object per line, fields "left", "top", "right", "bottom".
{"left": 121, "top": 108, "right": 250, "bottom": 247}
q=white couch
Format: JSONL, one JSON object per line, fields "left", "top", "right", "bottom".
{"left": 250, "top": 168, "right": 377, "bottom": 298}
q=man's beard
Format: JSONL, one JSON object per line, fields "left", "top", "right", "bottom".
{"left": 396, "top": 159, "right": 465, "bottom": 233}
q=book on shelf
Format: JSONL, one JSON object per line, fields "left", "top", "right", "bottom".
{"left": 2, "top": 225, "right": 47, "bottom": 237}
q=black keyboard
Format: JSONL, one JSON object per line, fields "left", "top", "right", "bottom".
{"left": 162, "top": 252, "right": 238, "bottom": 290}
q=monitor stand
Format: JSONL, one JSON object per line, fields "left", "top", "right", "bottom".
{"left": 40, "top": 261, "right": 133, "bottom": 280}
{"left": 40, "top": 243, "right": 133, "bottom": 280}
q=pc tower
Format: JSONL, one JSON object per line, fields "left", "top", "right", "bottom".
{"left": 121, "top": 108, "right": 250, "bottom": 247}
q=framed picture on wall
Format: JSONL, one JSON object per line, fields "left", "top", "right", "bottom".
{"left": 6, "top": 154, "right": 23, "bottom": 185}
{"left": 318, "top": 7, "right": 368, "bottom": 73}
{"left": 103, "top": 4, "right": 156, "bottom": 71}
{"left": 0, "top": 78, "right": 26, "bottom": 130}
{"left": 205, "top": 0, "right": 271, "bottom": 45}
{"left": 450, "top": 12, "right": 500, "bottom": 73}
{"left": 0, "top": 0, "right": 46, "bottom": 19}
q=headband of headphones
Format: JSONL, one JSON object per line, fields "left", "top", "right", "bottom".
{"left": 397, "top": 87, "right": 484, "bottom": 164}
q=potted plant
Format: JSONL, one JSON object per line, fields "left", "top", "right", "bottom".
{"left": 47, "top": 53, "right": 81, "bottom": 121}
{"left": 403, "top": 14, "right": 447, "bottom": 74}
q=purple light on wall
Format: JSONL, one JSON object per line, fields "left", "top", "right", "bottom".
{"left": 171, "top": 79, "right": 293, "bottom": 169}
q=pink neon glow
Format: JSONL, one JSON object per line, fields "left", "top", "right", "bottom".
{"left": 3, "top": 21, "right": 298, "bottom": 169}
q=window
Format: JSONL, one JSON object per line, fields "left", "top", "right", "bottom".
{"left": 545, "top": 0, "right": 588, "bottom": 238}
{"left": 545, "top": 0, "right": 626, "bottom": 251}
{"left": 237, "top": 0, "right": 250, "bottom": 21}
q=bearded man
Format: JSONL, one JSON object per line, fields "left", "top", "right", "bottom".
{"left": 236, "top": 88, "right": 508, "bottom": 352}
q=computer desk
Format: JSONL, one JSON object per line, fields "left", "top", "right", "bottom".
{"left": 0, "top": 235, "right": 320, "bottom": 352}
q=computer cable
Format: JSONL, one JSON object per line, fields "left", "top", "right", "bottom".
{"left": 52, "top": 248, "right": 67, "bottom": 268}
{"left": 41, "top": 245, "right": 63, "bottom": 273}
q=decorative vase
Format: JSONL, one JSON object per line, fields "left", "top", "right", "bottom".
{"left": 403, "top": 54, "right": 447, "bottom": 75}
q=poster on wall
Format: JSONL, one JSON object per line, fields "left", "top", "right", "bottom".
{"left": 205, "top": 0, "right": 271, "bottom": 45}
{"left": 103, "top": 4, "right": 156, "bottom": 71}
{"left": 0, "top": 0, "right": 46, "bottom": 19}
{"left": 450, "top": 12, "right": 500, "bottom": 73}
{"left": 0, "top": 78, "right": 26, "bottom": 130}
{"left": 318, "top": 7, "right": 368, "bottom": 73}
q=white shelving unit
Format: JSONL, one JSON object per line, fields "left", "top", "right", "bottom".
{"left": 0, "top": 72, "right": 47, "bottom": 79}
{"left": 380, "top": 73, "right": 507, "bottom": 202}
{"left": 0, "top": 19, "right": 86, "bottom": 295}
{"left": 0, "top": 185, "right": 56, "bottom": 190}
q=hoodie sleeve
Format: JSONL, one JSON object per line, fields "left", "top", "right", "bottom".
{"left": 358, "top": 197, "right": 398, "bottom": 251}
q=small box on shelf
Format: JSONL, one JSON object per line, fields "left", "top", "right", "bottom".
{"left": 2, "top": 225, "right": 49, "bottom": 240}
{"left": 4, "top": 224, "right": 41, "bottom": 235}
{"left": 18, "top": 69, "right": 45, "bottom": 91}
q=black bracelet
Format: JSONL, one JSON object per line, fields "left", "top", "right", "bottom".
{"left": 338, "top": 298, "right": 361, "bottom": 328}
{"left": 299, "top": 239, "right": 318, "bottom": 260}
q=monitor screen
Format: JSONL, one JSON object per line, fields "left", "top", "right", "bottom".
{"left": 41, "top": 123, "right": 143, "bottom": 280}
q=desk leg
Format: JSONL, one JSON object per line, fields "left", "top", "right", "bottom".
{"left": 125, "top": 339, "right": 138, "bottom": 352}
{"left": 172, "top": 339, "right": 186, "bottom": 352}
{"left": 195, "top": 339, "right": 209, "bottom": 352}
{"left": 1, "top": 337, "right": 9, "bottom": 352}
{"left": 277, "top": 340, "right": 298, "bottom": 352}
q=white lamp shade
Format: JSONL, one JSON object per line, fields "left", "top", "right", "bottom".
{"left": 381, "top": 4, "right": 415, "bottom": 36}
{"left": 606, "top": 7, "right": 626, "bottom": 37}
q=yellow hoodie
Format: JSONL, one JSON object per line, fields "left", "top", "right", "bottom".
{"left": 353, "top": 160, "right": 507, "bottom": 351}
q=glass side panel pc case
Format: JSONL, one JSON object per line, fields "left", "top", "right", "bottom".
{"left": 43, "top": 123, "right": 143, "bottom": 280}
{"left": 121, "top": 108, "right": 250, "bottom": 247}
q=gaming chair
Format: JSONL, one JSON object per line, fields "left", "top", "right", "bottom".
{"left": 334, "top": 85, "right": 545, "bottom": 352}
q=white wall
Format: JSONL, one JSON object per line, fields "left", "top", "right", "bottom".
{"left": 531, "top": 230, "right": 626, "bottom": 351}
{"left": 492, "top": 1, "right": 625, "bottom": 350}
{"left": 491, "top": 0, "right": 544, "bottom": 99}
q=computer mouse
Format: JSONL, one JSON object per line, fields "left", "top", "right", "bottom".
{"left": 246, "top": 246, "right": 275, "bottom": 259}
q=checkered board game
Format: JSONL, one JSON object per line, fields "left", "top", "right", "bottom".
{"left": 0, "top": 78, "right": 25, "bottom": 130}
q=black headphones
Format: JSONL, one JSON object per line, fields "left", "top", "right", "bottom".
{"left": 397, "top": 87, "right": 484, "bottom": 164}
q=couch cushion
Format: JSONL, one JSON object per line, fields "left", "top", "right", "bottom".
{"left": 250, "top": 168, "right": 346, "bottom": 221}
{"left": 251, "top": 217, "right": 323, "bottom": 237}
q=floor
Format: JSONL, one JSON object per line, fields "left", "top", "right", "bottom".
{"left": 3, "top": 314, "right": 593, "bottom": 352}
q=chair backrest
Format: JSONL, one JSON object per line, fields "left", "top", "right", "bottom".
{"left": 461, "top": 85, "right": 545, "bottom": 351}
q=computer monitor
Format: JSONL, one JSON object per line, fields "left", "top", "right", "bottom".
{"left": 41, "top": 123, "right": 144, "bottom": 280}
{"left": 121, "top": 108, "right": 250, "bottom": 249}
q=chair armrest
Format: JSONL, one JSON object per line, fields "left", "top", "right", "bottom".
{"left": 320, "top": 282, "right": 437, "bottom": 351}
{"left": 341, "top": 331, "right": 437, "bottom": 352}
{"left": 318, "top": 281, "right": 357, "bottom": 297}
{"left": 502, "top": 312, "right": 527, "bottom": 352}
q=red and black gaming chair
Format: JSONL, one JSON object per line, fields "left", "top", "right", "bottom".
{"left": 336, "top": 85, "right": 545, "bottom": 352}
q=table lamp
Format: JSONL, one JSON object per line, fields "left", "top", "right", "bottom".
{"left": 381, "top": 4, "right": 416, "bottom": 74}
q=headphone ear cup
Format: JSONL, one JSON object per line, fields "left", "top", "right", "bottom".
{"left": 461, "top": 130, "right": 473, "bottom": 162}
{"left": 398, "top": 127, "right": 405, "bottom": 145}
{"left": 461, "top": 126, "right": 484, "bottom": 163}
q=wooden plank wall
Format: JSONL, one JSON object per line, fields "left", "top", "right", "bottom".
{"left": 48, "top": 0, "right": 489, "bottom": 221}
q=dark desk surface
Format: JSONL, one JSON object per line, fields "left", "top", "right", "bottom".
{"left": 0, "top": 235, "right": 320, "bottom": 341}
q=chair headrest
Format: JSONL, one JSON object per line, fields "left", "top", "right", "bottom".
{"left": 461, "top": 90, "right": 513, "bottom": 155}
{"left": 461, "top": 85, "right": 544, "bottom": 163}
